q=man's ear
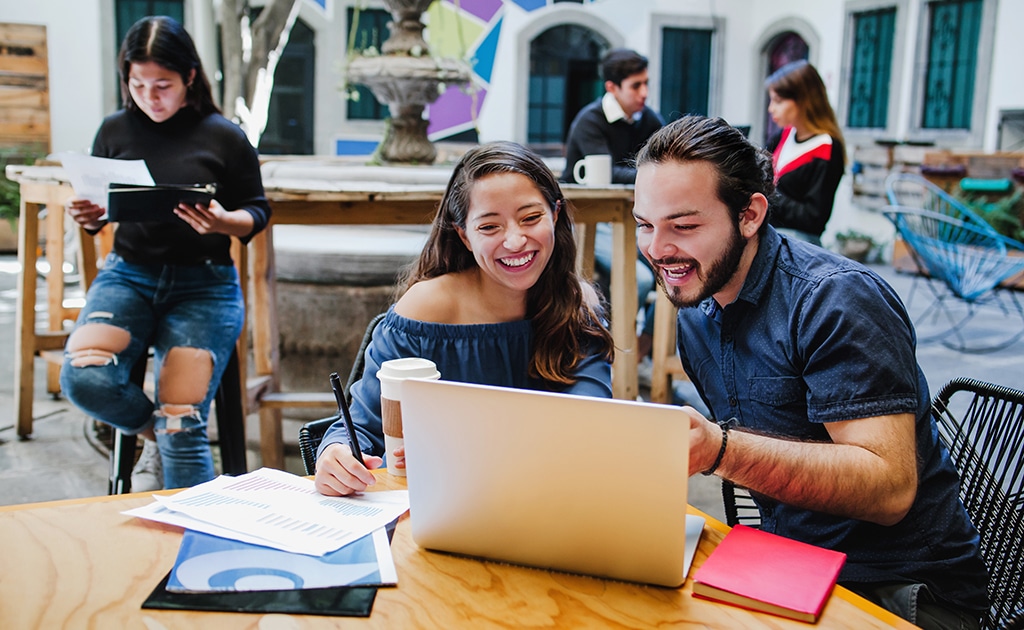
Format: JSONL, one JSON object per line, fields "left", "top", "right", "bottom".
{"left": 739, "top": 193, "right": 769, "bottom": 239}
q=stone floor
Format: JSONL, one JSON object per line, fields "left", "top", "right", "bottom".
{"left": 2, "top": 252, "right": 1022, "bottom": 524}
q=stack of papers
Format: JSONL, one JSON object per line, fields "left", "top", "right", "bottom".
{"left": 125, "top": 468, "right": 409, "bottom": 593}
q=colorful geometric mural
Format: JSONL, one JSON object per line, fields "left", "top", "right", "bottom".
{"left": 426, "top": 0, "right": 590, "bottom": 140}
{"left": 335, "top": 0, "right": 587, "bottom": 152}
{"left": 425, "top": 0, "right": 503, "bottom": 140}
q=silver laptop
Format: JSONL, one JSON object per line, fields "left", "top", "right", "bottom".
{"left": 401, "top": 378, "right": 695, "bottom": 588}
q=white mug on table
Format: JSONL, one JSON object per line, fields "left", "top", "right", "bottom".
{"left": 572, "top": 154, "right": 612, "bottom": 187}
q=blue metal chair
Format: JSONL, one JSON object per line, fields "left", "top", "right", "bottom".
{"left": 885, "top": 172, "right": 999, "bottom": 229}
{"left": 883, "top": 205, "right": 1024, "bottom": 353}
{"left": 884, "top": 172, "right": 1024, "bottom": 352}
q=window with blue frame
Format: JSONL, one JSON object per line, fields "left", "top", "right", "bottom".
{"left": 528, "top": 25, "right": 606, "bottom": 148}
{"left": 115, "top": 0, "right": 184, "bottom": 42}
{"left": 346, "top": 7, "right": 389, "bottom": 121}
{"left": 922, "top": 0, "right": 982, "bottom": 129}
{"left": 528, "top": 60, "right": 568, "bottom": 146}
{"left": 659, "top": 27, "right": 711, "bottom": 122}
{"left": 114, "top": 0, "right": 185, "bottom": 104}
{"left": 847, "top": 7, "right": 895, "bottom": 129}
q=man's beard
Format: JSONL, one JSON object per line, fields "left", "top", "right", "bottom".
{"left": 653, "top": 226, "right": 747, "bottom": 309}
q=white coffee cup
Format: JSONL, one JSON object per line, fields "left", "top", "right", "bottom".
{"left": 377, "top": 357, "right": 441, "bottom": 476}
{"left": 572, "top": 154, "right": 612, "bottom": 186}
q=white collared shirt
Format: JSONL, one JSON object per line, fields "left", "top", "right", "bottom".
{"left": 601, "top": 92, "right": 642, "bottom": 125}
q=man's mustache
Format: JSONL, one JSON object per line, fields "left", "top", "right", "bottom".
{"left": 649, "top": 256, "right": 698, "bottom": 268}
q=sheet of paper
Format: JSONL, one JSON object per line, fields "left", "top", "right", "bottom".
{"left": 56, "top": 152, "right": 154, "bottom": 205}
{"left": 123, "top": 467, "right": 409, "bottom": 556}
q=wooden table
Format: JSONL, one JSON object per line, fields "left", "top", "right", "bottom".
{"left": 6, "top": 164, "right": 639, "bottom": 469}
{"left": 0, "top": 471, "right": 916, "bottom": 629}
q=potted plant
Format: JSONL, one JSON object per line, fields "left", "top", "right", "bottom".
{"left": 834, "top": 230, "right": 876, "bottom": 262}
{"left": 1, "top": 150, "right": 46, "bottom": 253}
{"left": 0, "top": 152, "right": 24, "bottom": 253}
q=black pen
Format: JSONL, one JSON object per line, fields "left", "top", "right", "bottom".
{"left": 330, "top": 372, "right": 366, "bottom": 467}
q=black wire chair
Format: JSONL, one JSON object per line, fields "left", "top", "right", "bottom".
{"left": 932, "top": 377, "right": 1024, "bottom": 630}
{"left": 721, "top": 480, "right": 761, "bottom": 529}
{"left": 298, "top": 312, "right": 386, "bottom": 475}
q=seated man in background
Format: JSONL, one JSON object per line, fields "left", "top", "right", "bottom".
{"left": 561, "top": 47, "right": 663, "bottom": 364}
{"left": 631, "top": 115, "right": 988, "bottom": 630}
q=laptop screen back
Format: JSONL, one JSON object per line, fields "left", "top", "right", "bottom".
{"left": 401, "top": 379, "right": 690, "bottom": 587}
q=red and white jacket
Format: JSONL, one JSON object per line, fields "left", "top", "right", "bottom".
{"left": 768, "top": 126, "right": 844, "bottom": 238}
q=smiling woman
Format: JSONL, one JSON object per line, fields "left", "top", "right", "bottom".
{"left": 313, "top": 141, "right": 616, "bottom": 497}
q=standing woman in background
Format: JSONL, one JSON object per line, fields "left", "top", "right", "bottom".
{"left": 61, "top": 16, "right": 271, "bottom": 491}
{"left": 765, "top": 60, "right": 846, "bottom": 246}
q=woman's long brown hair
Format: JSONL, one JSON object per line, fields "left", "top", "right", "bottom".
{"left": 766, "top": 60, "right": 846, "bottom": 167}
{"left": 401, "top": 141, "right": 614, "bottom": 385}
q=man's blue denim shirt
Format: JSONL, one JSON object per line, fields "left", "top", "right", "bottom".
{"left": 675, "top": 226, "right": 988, "bottom": 614}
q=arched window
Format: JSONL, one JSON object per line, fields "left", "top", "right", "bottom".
{"left": 763, "top": 32, "right": 808, "bottom": 144}
{"left": 528, "top": 25, "right": 609, "bottom": 155}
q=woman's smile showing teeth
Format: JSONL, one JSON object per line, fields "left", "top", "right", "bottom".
{"left": 501, "top": 252, "right": 536, "bottom": 268}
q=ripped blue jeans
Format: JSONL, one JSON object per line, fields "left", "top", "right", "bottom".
{"left": 60, "top": 253, "right": 244, "bottom": 489}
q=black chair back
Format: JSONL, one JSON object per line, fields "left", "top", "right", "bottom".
{"left": 721, "top": 480, "right": 761, "bottom": 529}
{"left": 932, "top": 377, "right": 1024, "bottom": 630}
{"left": 299, "top": 312, "right": 386, "bottom": 475}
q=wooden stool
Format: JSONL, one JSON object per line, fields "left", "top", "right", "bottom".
{"left": 649, "top": 290, "right": 689, "bottom": 404}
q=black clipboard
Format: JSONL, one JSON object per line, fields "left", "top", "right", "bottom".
{"left": 107, "top": 183, "right": 217, "bottom": 223}
{"left": 142, "top": 573, "right": 378, "bottom": 617}
{"left": 141, "top": 517, "right": 399, "bottom": 617}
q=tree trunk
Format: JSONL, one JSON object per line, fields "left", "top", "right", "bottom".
{"left": 218, "top": 0, "right": 300, "bottom": 146}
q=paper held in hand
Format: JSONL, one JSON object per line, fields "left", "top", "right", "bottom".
{"left": 56, "top": 152, "right": 154, "bottom": 206}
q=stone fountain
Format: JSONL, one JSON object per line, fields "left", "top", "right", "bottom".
{"left": 346, "top": 0, "right": 472, "bottom": 164}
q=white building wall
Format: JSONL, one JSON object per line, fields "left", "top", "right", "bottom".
{"left": 2, "top": 0, "right": 108, "bottom": 154}
{"left": 986, "top": 0, "right": 1024, "bottom": 152}
{"left": 3, "top": 0, "right": 1021, "bottom": 164}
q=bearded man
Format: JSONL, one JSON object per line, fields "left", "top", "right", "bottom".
{"left": 631, "top": 115, "right": 988, "bottom": 630}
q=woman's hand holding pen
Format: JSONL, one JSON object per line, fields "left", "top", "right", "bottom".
{"left": 314, "top": 443, "right": 383, "bottom": 496}
{"left": 65, "top": 198, "right": 107, "bottom": 231}
{"left": 175, "top": 199, "right": 255, "bottom": 237}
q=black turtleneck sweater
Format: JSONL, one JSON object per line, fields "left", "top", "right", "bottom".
{"left": 91, "top": 107, "right": 271, "bottom": 266}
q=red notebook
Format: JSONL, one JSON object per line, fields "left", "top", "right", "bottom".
{"left": 692, "top": 525, "right": 846, "bottom": 623}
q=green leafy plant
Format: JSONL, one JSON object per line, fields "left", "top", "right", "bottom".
{"left": 1, "top": 150, "right": 43, "bottom": 227}
{"left": 834, "top": 229, "right": 875, "bottom": 243}
{"left": 956, "top": 189, "right": 1024, "bottom": 242}
{"left": 833, "top": 230, "right": 876, "bottom": 263}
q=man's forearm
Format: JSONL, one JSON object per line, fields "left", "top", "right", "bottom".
{"left": 717, "top": 419, "right": 918, "bottom": 526}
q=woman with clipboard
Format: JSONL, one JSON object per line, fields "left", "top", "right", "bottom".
{"left": 61, "top": 16, "right": 271, "bottom": 492}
